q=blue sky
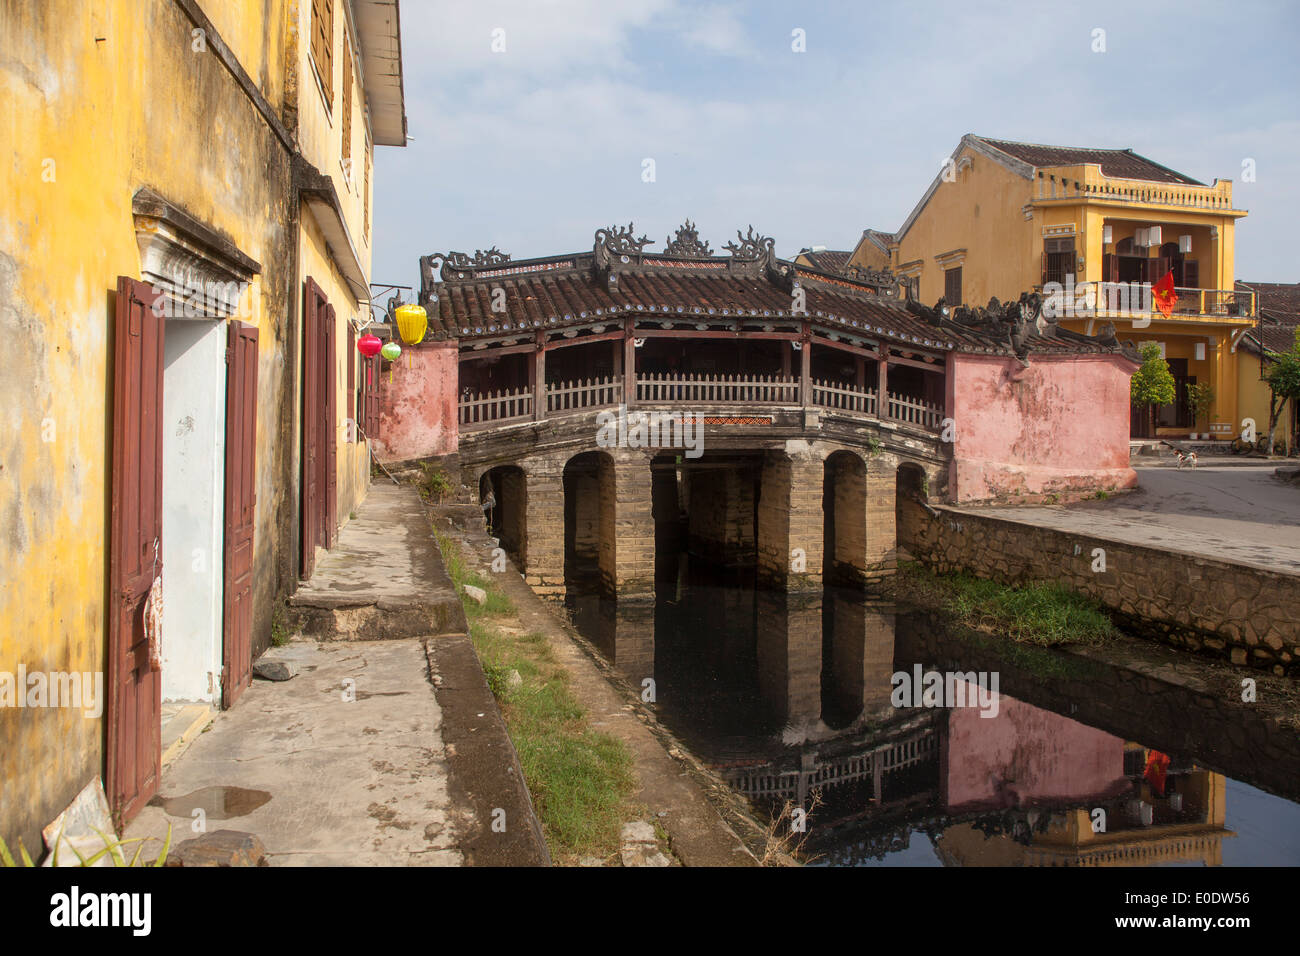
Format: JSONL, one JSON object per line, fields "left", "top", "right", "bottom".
{"left": 372, "top": 0, "right": 1300, "bottom": 296}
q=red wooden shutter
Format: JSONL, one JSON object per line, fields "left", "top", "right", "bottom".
{"left": 108, "top": 276, "right": 165, "bottom": 827}
{"left": 347, "top": 325, "right": 356, "bottom": 431}
{"left": 324, "top": 303, "right": 338, "bottom": 549}
{"left": 301, "top": 278, "right": 323, "bottom": 579}
{"left": 223, "top": 322, "right": 258, "bottom": 707}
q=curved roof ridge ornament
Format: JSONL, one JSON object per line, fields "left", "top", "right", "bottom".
{"left": 663, "top": 219, "right": 713, "bottom": 258}
{"left": 594, "top": 222, "right": 653, "bottom": 291}
{"left": 723, "top": 224, "right": 772, "bottom": 262}
{"left": 425, "top": 247, "right": 512, "bottom": 283}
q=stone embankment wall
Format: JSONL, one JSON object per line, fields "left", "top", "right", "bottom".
{"left": 902, "top": 502, "right": 1300, "bottom": 674}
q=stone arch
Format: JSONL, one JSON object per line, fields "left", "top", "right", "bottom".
{"left": 895, "top": 461, "right": 930, "bottom": 564}
{"left": 823, "top": 449, "right": 868, "bottom": 587}
{"left": 480, "top": 464, "right": 527, "bottom": 569}
{"left": 563, "top": 450, "right": 616, "bottom": 595}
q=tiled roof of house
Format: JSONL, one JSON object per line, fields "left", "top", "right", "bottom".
{"left": 796, "top": 249, "right": 852, "bottom": 273}
{"left": 418, "top": 223, "right": 1137, "bottom": 361}
{"left": 974, "top": 136, "right": 1204, "bottom": 186}
{"left": 1236, "top": 282, "right": 1300, "bottom": 357}
{"left": 862, "top": 229, "right": 895, "bottom": 253}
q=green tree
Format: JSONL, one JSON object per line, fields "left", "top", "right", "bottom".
{"left": 1130, "top": 343, "right": 1176, "bottom": 437}
{"left": 1264, "top": 328, "right": 1300, "bottom": 456}
{"left": 1185, "top": 381, "right": 1215, "bottom": 434}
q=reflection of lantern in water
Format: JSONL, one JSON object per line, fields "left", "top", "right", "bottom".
{"left": 358, "top": 333, "right": 382, "bottom": 357}
{"left": 394, "top": 303, "right": 427, "bottom": 345}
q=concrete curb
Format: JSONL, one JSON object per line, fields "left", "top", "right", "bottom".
{"left": 423, "top": 634, "right": 552, "bottom": 866}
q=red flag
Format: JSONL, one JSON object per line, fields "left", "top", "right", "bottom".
{"left": 1143, "top": 749, "right": 1171, "bottom": 796}
{"left": 1152, "top": 269, "right": 1177, "bottom": 318}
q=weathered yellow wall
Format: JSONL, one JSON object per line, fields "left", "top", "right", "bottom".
{"left": 0, "top": 0, "right": 301, "bottom": 854}
{"left": 292, "top": 0, "right": 373, "bottom": 271}
{"left": 896, "top": 141, "right": 1250, "bottom": 435}
{"left": 893, "top": 144, "right": 1037, "bottom": 308}
{"left": 299, "top": 207, "right": 370, "bottom": 526}
{"left": 1238, "top": 350, "right": 1297, "bottom": 449}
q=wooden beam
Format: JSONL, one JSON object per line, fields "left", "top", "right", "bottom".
{"left": 886, "top": 353, "right": 945, "bottom": 372}
{"left": 631, "top": 328, "right": 801, "bottom": 341}
{"left": 812, "top": 336, "right": 882, "bottom": 361}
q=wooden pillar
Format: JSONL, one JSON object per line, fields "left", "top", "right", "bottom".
{"left": 855, "top": 356, "right": 865, "bottom": 389}
{"left": 878, "top": 351, "right": 890, "bottom": 420}
{"left": 612, "top": 338, "right": 623, "bottom": 380}
{"left": 623, "top": 320, "right": 636, "bottom": 405}
{"left": 781, "top": 340, "right": 791, "bottom": 380}
{"left": 532, "top": 333, "right": 546, "bottom": 421}
{"left": 799, "top": 324, "right": 812, "bottom": 408}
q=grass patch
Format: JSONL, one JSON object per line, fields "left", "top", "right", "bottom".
{"left": 270, "top": 602, "right": 291, "bottom": 647}
{"left": 898, "top": 563, "right": 1118, "bottom": 646}
{"left": 433, "top": 524, "right": 635, "bottom": 864}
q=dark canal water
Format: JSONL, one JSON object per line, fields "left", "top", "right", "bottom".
{"left": 565, "top": 563, "right": 1300, "bottom": 867}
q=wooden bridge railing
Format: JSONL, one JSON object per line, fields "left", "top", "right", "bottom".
{"left": 812, "top": 378, "right": 877, "bottom": 415}
{"left": 459, "top": 385, "right": 533, "bottom": 429}
{"left": 636, "top": 372, "right": 800, "bottom": 405}
{"left": 547, "top": 375, "right": 623, "bottom": 413}
{"left": 458, "top": 374, "right": 944, "bottom": 432}
{"left": 887, "top": 393, "right": 944, "bottom": 430}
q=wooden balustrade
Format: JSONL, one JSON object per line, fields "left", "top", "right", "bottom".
{"left": 546, "top": 375, "right": 622, "bottom": 412}
{"left": 811, "top": 378, "right": 877, "bottom": 414}
{"left": 458, "top": 385, "right": 533, "bottom": 429}
{"left": 459, "top": 373, "right": 944, "bottom": 432}
{"left": 635, "top": 372, "right": 800, "bottom": 405}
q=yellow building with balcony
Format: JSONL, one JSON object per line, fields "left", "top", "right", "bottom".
{"left": 888, "top": 135, "right": 1252, "bottom": 438}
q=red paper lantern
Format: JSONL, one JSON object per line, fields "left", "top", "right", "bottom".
{"left": 358, "top": 333, "right": 383, "bottom": 357}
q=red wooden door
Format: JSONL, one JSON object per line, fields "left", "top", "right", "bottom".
{"left": 301, "top": 278, "right": 324, "bottom": 579}
{"left": 323, "top": 303, "right": 338, "bottom": 548}
{"left": 108, "top": 276, "right": 165, "bottom": 828}
{"left": 223, "top": 322, "right": 258, "bottom": 708}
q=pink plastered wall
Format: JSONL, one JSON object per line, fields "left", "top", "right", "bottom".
{"left": 373, "top": 341, "right": 459, "bottom": 463}
{"left": 942, "top": 691, "right": 1128, "bottom": 811}
{"left": 945, "top": 352, "right": 1138, "bottom": 502}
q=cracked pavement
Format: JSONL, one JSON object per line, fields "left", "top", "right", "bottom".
{"left": 124, "top": 640, "right": 465, "bottom": 866}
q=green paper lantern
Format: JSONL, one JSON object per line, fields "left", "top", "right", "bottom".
{"left": 380, "top": 342, "right": 402, "bottom": 362}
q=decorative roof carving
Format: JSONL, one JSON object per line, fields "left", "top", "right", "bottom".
{"left": 723, "top": 225, "right": 775, "bottom": 262}
{"left": 595, "top": 222, "right": 653, "bottom": 259}
{"left": 424, "top": 247, "right": 512, "bottom": 283}
{"left": 663, "top": 220, "right": 713, "bottom": 258}
{"left": 844, "top": 264, "right": 898, "bottom": 289}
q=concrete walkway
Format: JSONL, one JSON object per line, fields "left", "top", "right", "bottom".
{"left": 125, "top": 640, "right": 466, "bottom": 865}
{"left": 966, "top": 464, "right": 1300, "bottom": 575}
{"left": 126, "top": 482, "right": 548, "bottom": 866}
{"left": 289, "top": 483, "right": 464, "bottom": 639}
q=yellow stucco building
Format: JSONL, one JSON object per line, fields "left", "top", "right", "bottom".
{"left": 1235, "top": 282, "right": 1299, "bottom": 454}
{"left": 887, "top": 134, "right": 1254, "bottom": 438}
{"left": 1, "top": 0, "right": 406, "bottom": 851}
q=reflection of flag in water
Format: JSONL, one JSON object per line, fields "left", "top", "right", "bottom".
{"left": 1144, "top": 750, "right": 1171, "bottom": 796}
{"left": 1152, "top": 270, "right": 1177, "bottom": 318}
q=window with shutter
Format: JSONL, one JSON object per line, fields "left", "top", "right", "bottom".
{"left": 1043, "top": 238, "right": 1075, "bottom": 286}
{"left": 310, "top": 0, "right": 334, "bottom": 108}
{"left": 341, "top": 26, "right": 352, "bottom": 171}
{"left": 944, "top": 266, "right": 962, "bottom": 306}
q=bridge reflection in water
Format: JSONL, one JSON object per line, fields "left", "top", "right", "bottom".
{"left": 564, "top": 562, "right": 1300, "bottom": 867}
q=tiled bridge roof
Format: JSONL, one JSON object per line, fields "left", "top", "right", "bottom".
{"left": 417, "top": 222, "right": 1137, "bottom": 362}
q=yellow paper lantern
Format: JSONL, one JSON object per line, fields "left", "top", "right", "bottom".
{"left": 395, "top": 303, "right": 428, "bottom": 346}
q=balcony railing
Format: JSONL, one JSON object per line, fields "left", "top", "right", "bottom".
{"left": 1069, "top": 282, "right": 1255, "bottom": 319}
{"left": 459, "top": 373, "right": 944, "bottom": 433}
